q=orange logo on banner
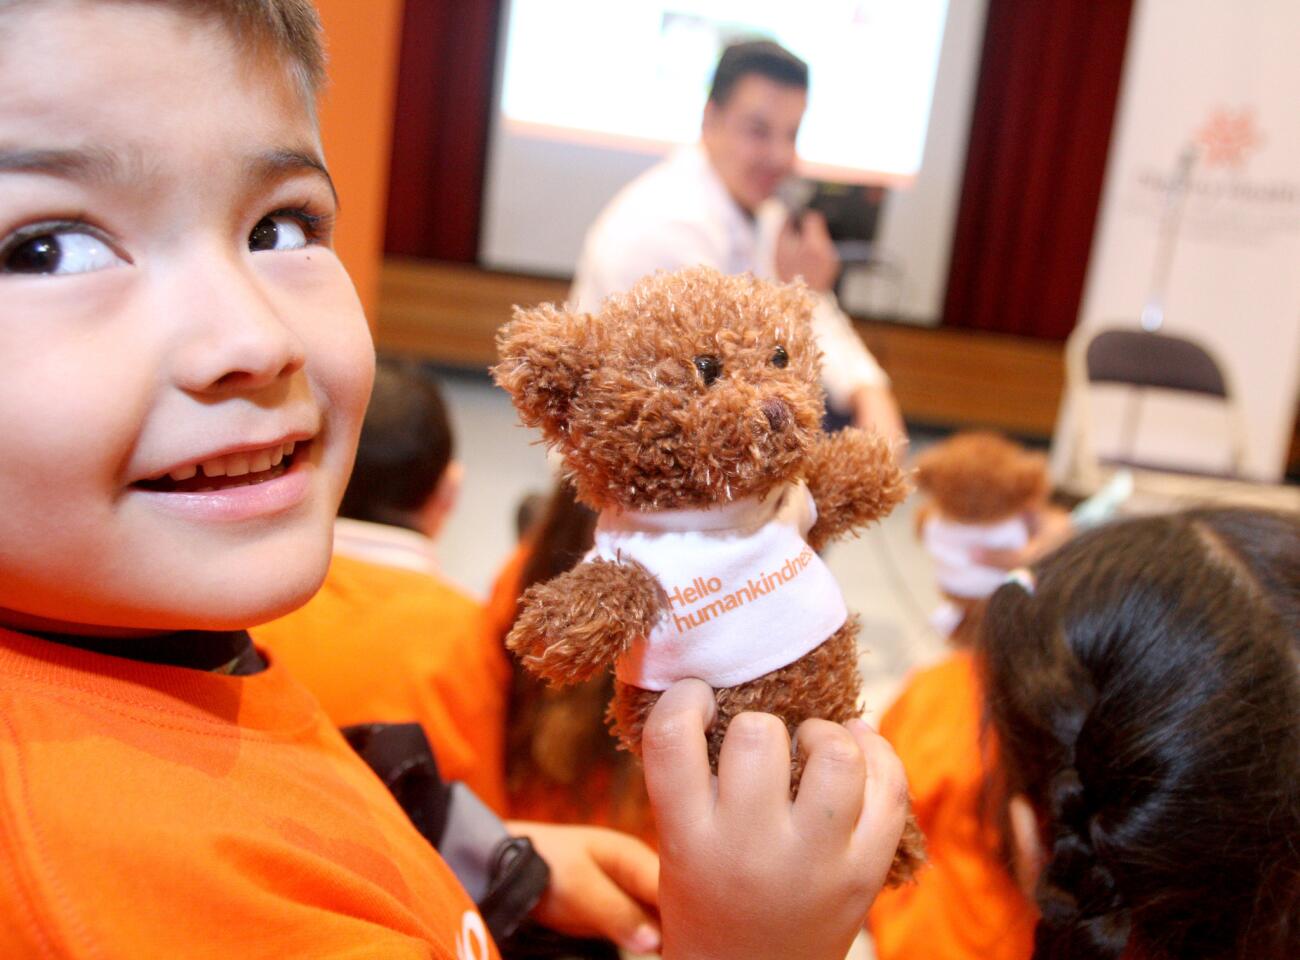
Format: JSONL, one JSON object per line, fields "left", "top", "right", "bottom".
{"left": 1195, "top": 107, "right": 1263, "bottom": 169}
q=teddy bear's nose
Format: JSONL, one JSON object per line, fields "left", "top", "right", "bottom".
{"left": 762, "top": 397, "right": 790, "bottom": 431}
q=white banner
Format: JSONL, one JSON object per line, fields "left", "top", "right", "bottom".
{"left": 1062, "top": 0, "right": 1300, "bottom": 482}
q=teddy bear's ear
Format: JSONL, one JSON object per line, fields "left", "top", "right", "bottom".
{"left": 493, "top": 301, "right": 593, "bottom": 438}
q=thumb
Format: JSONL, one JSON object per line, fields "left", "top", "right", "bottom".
{"left": 544, "top": 862, "right": 661, "bottom": 954}
{"left": 590, "top": 829, "right": 660, "bottom": 910}
{"left": 801, "top": 209, "right": 832, "bottom": 241}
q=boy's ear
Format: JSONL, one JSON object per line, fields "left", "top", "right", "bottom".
{"left": 493, "top": 302, "right": 593, "bottom": 437}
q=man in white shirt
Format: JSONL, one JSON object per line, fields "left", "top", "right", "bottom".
{"left": 571, "top": 40, "right": 905, "bottom": 442}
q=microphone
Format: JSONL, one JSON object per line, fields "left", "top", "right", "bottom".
{"left": 1140, "top": 143, "right": 1199, "bottom": 332}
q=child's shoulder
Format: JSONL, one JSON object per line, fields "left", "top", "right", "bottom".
{"left": 325, "top": 553, "right": 481, "bottom": 616}
{"left": 0, "top": 628, "right": 490, "bottom": 959}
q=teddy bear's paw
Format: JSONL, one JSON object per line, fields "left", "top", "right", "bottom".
{"left": 507, "top": 558, "right": 665, "bottom": 686}
{"left": 805, "top": 428, "right": 910, "bottom": 549}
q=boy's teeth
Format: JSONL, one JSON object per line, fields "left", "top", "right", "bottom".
{"left": 282, "top": 441, "right": 296, "bottom": 456}
{"left": 224, "top": 453, "right": 251, "bottom": 478}
{"left": 195, "top": 443, "right": 296, "bottom": 480}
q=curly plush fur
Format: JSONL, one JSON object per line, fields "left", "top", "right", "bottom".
{"left": 495, "top": 267, "right": 922, "bottom": 882}
{"left": 914, "top": 431, "right": 1048, "bottom": 525}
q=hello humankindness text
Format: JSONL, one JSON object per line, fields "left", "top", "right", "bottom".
{"left": 667, "top": 547, "right": 816, "bottom": 634}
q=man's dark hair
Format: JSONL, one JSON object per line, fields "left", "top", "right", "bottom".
{"left": 338, "top": 359, "right": 453, "bottom": 529}
{"left": 708, "top": 39, "right": 808, "bottom": 105}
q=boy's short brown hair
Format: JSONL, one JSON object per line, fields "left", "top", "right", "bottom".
{"left": 23, "top": 1, "right": 327, "bottom": 93}
{"left": 164, "top": 0, "right": 325, "bottom": 91}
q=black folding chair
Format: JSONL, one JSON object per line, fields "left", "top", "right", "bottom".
{"left": 1060, "top": 325, "right": 1246, "bottom": 488}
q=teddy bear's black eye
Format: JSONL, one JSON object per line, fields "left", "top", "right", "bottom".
{"left": 771, "top": 345, "right": 789, "bottom": 369}
{"left": 693, "top": 354, "right": 721, "bottom": 386}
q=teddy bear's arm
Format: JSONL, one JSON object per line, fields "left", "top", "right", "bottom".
{"left": 506, "top": 557, "right": 665, "bottom": 686}
{"left": 804, "top": 428, "right": 910, "bottom": 551}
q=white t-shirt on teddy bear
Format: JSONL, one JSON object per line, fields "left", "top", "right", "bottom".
{"left": 589, "top": 480, "right": 849, "bottom": 691}
{"left": 922, "top": 514, "right": 1030, "bottom": 599}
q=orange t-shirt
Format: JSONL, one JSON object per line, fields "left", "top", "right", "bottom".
{"left": 868, "top": 652, "right": 1037, "bottom": 960}
{"left": 0, "top": 627, "right": 499, "bottom": 959}
{"left": 484, "top": 542, "right": 529, "bottom": 654}
{"left": 254, "top": 554, "right": 510, "bottom": 813}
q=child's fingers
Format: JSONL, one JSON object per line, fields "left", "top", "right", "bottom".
{"left": 642, "top": 679, "right": 718, "bottom": 836}
{"left": 538, "top": 860, "right": 662, "bottom": 955}
{"left": 715, "top": 711, "right": 793, "bottom": 826}
{"left": 791, "top": 718, "right": 867, "bottom": 844}
{"left": 974, "top": 545, "right": 1023, "bottom": 570}
{"left": 589, "top": 829, "right": 660, "bottom": 909}
{"left": 845, "top": 719, "right": 909, "bottom": 869}
{"left": 583, "top": 871, "right": 662, "bottom": 955}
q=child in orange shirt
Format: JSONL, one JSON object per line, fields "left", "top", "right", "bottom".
{"left": 256, "top": 360, "right": 511, "bottom": 811}
{"left": 869, "top": 433, "right": 1059, "bottom": 960}
{"left": 0, "top": 2, "right": 912, "bottom": 958}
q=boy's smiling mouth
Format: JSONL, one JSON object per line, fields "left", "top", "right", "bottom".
{"left": 135, "top": 440, "right": 304, "bottom": 494}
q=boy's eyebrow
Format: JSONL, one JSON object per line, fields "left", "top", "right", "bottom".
{"left": 247, "top": 149, "right": 339, "bottom": 206}
{"left": 0, "top": 146, "right": 127, "bottom": 181}
{"left": 0, "top": 146, "right": 339, "bottom": 206}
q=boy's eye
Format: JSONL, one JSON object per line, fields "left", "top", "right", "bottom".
{"left": 248, "top": 215, "right": 309, "bottom": 253}
{"left": 2, "top": 229, "right": 124, "bottom": 276}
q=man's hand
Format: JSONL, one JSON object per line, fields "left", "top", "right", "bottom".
{"left": 643, "top": 680, "right": 909, "bottom": 960}
{"left": 775, "top": 210, "right": 840, "bottom": 292}
{"left": 506, "top": 820, "right": 661, "bottom": 955}
{"left": 852, "top": 383, "right": 908, "bottom": 449}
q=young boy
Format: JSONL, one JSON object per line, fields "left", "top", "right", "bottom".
{"left": 0, "top": 2, "right": 909, "bottom": 958}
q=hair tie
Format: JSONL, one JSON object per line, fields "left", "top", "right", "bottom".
{"left": 1006, "top": 567, "right": 1036, "bottom": 595}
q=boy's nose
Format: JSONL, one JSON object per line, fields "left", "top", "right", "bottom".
{"left": 170, "top": 257, "right": 308, "bottom": 394}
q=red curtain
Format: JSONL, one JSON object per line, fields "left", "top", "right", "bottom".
{"left": 942, "top": 0, "right": 1135, "bottom": 340}
{"left": 384, "top": 0, "right": 500, "bottom": 262}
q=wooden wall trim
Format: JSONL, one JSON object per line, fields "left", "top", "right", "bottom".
{"left": 377, "top": 256, "right": 1066, "bottom": 437}
{"left": 378, "top": 259, "right": 1300, "bottom": 477}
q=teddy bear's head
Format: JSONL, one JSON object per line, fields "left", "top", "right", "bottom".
{"left": 494, "top": 267, "right": 827, "bottom": 511}
{"left": 914, "top": 431, "right": 1049, "bottom": 524}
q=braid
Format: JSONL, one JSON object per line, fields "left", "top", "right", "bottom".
{"left": 986, "top": 578, "right": 1131, "bottom": 958}
{"left": 1033, "top": 768, "right": 1130, "bottom": 959}
{"left": 982, "top": 510, "right": 1300, "bottom": 960}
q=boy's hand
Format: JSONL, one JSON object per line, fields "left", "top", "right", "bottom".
{"left": 506, "top": 820, "right": 661, "bottom": 955}
{"left": 643, "top": 680, "right": 909, "bottom": 960}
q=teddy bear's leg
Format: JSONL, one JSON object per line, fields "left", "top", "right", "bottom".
{"left": 607, "top": 683, "right": 662, "bottom": 756}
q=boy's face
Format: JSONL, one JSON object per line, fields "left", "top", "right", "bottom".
{"left": 0, "top": 2, "right": 374, "bottom": 634}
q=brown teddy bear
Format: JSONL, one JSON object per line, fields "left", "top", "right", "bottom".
{"left": 913, "top": 431, "right": 1051, "bottom": 642}
{"left": 494, "top": 266, "right": 922, "bottom": 882}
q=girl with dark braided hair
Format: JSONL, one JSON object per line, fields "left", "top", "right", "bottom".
{"left": 980, "top": 509, "right": 1300, "bottom": 959}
